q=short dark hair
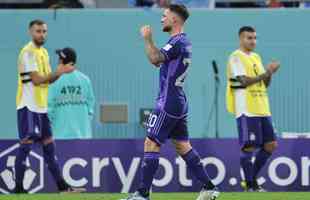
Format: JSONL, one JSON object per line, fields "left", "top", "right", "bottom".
{"left": 168, "top": 4, "right": 189, "bottom": 22}
{"left": 239, "top": 26, "right": 256, "bottom": 36}
{"left": 29, "top": 19, "right": 46, "bottom": 29}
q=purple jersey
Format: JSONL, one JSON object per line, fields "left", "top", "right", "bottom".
{"left": 156, "top": 33, "right": 192, "bottom": 117}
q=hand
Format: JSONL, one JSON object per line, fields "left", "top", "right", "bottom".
{"left": 267, "top": 61, "right": 280, "bottom": 74}
{"left": 140, "top": 25, "right": 153, "bottom": 41}
{"left": 56, "top": 62, "right": 75, "bottom": 75}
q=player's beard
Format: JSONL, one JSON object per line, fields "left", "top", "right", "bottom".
{"left": 246, "top": 46, "right": 255, "bottom": 52}
{"left": 33, "top": 38, "right": 45, "bottom": 47}
{"left": 162, "top": 25, "right": 172, "bottom": 32}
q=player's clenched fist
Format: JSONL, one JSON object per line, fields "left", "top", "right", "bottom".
{"left": 267, "top": 61, "right": 280, "bottom": 74}
{"left": 140, "top": 25, "right": 153, "bottom": 40}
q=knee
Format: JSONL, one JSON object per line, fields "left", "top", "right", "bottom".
{"left": 42, "top": 137, "right": 54, "bottom": 146}
{"left": 173, "top": 140, "right": 192, "bottom": 156}
{"left": 144, "top": 137, "right": 160, "bottom": 152}
{"left": 264, "top": 141, "right": 277, "bottom": 153}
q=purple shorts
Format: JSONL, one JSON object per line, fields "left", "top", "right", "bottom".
{"left": 146, "top": 109, "right": 189, "bottom": 145}
{"left": 17, "top": 107, "right": 52, "bottom": 141}
{"left": 237, "top": 115, "right": 277, "bottom": 148}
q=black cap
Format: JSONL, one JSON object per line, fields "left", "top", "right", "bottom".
{"left": 56, "top": 47, "right": 77, "bottom": 64}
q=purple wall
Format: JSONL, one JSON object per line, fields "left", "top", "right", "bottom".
{"left": 0, "top": 139, "right": 310, "bottom": 194}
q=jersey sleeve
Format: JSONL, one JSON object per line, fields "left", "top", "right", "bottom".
{"left": 160, "top": 40, "right": 182, "bottom": 61}
{"left": 20, "top": 51, "right": 39, "bottom": 73}
{"left": 229, "top": 55, "right": 246, "bottom": 77}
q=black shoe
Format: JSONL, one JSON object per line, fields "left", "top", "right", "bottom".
{"left": 253, "top": 180, "right": 267, "bottom": 192}
{"left": 14, "top": 185, "right": 27, "bottom": 194}
{"left": 60, "top": 187, "right": 86, "bottom": 193}
{"left": 57, "top": 179, "right": 85, "bottom": 193}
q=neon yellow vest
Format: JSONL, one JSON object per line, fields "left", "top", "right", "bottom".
{"left": 226, "top": 50, "right": 271, "bottom": 116}
{"left": 16, "top": 42, "right": 51, "bottom": 108}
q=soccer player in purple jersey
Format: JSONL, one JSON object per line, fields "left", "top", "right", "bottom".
{"left": 121, "top": 4, "right": 219, "bottom": 200}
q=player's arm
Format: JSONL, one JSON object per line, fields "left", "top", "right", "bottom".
{"left": 236, "top": 72, "right": 271, "bottom": 88}
{"left": 21, "top": 51, "right": 74, "bottom": 85}
{"left": 263, "top": 73, "right": 272, "bottom": 87}
{"left": 236, "top": 61, "right": 280, "bottom": 88}
{"left": 30, "top": 70, "right": 62, "bottom": 85}
{"left": 140, "top": 25, "right": 165, "bottom": 67}
{"left": 30, "top": 63, "right": 74, "bottom": 85}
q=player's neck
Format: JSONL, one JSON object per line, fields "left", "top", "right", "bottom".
{"left": 239, "top": 47, "right": 252, "bottom": 55}
{"left": 170, "top": 26, "right": 184, "bottom": 37}
{"left": 31, "top": 41, "right": 42, "bottom": 49}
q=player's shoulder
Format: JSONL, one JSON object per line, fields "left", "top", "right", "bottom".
{"left": 251, "top": 52, "right": 262, "bottom": 60}
{"left": 230, "top": 49, "right": 241, "bottom": 56}
{"left": 20, "top": 42, "right": 33, "bottom": 54}
{"left": 169, "top": 33, "right": 191, "bottom": 46}
{"left": 228, "top": 50, "right": 241, "bottom": 61}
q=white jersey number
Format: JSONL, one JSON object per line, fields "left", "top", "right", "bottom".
{"left": 175, "top": 58, "right": 191, "bottom": 87}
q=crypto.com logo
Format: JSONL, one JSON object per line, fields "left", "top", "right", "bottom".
{"left": 0, "top": 143, "right": 44, "bottom": 194}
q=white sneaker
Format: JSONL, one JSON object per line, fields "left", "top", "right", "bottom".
{"left": 120, "top": 191, "right": 150, "bottom": 200}
{"left": 196, "top": 188, "right": 220, "bottom": 200}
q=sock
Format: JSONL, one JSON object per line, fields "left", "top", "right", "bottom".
{"left": 240, "top": 150, "right": 254, "bottom": 187}
{"left": 182, "top": 149, "right": 214, "bottom": 190}
{"left": 253, "top": 148, "right": 272, "bottom": 180}
{"left": 43, "top": 143, "right": 64, "bottom": 187}
{"left": 14, "top": 143, "right": 31, "bottom": 190}
{"left": 138, "top": 152, "right": 160, "bottom": 197}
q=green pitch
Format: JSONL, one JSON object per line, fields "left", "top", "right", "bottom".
{"left": 0, "top": 192, "right": 309, "bottom": 200}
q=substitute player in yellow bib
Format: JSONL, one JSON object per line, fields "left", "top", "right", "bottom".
{"left": 226, "top": 26, "right": 280, "bottom": 192}
{"left": 15, "top": 19, "right": 83, "bottom": 193}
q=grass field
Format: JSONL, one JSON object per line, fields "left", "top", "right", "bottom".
{"left": 0, "top": 192, "right": 309, "bottom": 200}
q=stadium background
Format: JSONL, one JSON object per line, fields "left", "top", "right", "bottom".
{"left": 0, "top": 0, "right": 310, "bottom": 197}
{"left": 1, "top": 9, "right": 310, "bottom": 139}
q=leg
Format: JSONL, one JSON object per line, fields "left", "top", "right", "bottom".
{"left": 253, "top": 117, "right": 277, "bottom": 180}
{"left": 236, "top": 115, "right": 261, "bottom": 190}
{"left": 170, "top": 116, "right": 219, "bottom": 200}
{"left": 136, "top": 109, "right": 174, "bottom": 198}
{"left": 240, "top": 145, "right": 255, "bottom": 189}
{"left": 137, "top": 137, "right": 161, "bottom": 197}
{"left": 173, "top": 140, "right": 215, "bottom": 190}
{"left": 253, "top": 141, "right": 277, "bottom": 180}
{"left": 40, "top": 113, "right": 69, "bottom": 191}
{"left": 42, "top": 137, "right": 67, "bottom": 190}
{"left": 15, "top": 107, "right": 37, "bottom": 193}
{"left": 14, "top": 139, "right": 33, "bottom": 193}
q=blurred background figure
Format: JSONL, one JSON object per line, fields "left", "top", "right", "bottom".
{"left": 153, "top": 0, "right": 171, "bottom": 8}
{"left": 43, "top": 0, "right": 84, "bottom": 8}
{"left": 266, "top": 0, "right": 284, "bottom": 8}
{"left": 48, "top": 48, "right": 95, "bottom": 139}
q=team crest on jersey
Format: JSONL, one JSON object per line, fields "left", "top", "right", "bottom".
{"left": 34, "top": 126, "right": 40, "bottom": 134}
{"left": 249, "top": 132, "right": 256, "bottom": 141}
{"left": 163, "top": 44, "right": 173, "bottom": 51}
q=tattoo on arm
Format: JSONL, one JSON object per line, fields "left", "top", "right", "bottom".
{"left": 236, "top": 70, "right": 272, "bottom": 88}
{"left": 144, "top": 38, "right": 165, "bottom": 66}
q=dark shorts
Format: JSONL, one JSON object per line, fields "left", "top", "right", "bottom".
{"left": 146, "top": 109, "right": 189, "bottom": 145}
{"left": 237, "top": 115, "right": 277, "bottom": 148}
{"left": 17, "top": 107, "right": 52, "bottom": 141}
